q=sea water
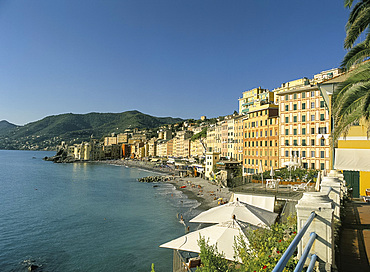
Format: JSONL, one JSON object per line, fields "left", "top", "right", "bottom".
{"left": 0, "top": 150, "right": 200, "bottom": 272}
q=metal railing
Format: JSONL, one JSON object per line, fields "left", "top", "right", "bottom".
{"left": 272, "top": 212, "right": 317, "bottom": 272}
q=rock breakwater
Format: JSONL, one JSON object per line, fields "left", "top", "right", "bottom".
{"left": 137, "top": 176, "right": 174, "bottom": 183}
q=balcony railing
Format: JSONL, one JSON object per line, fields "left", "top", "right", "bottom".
{"left": 272, "top": 212, "right": 317, "bottom": 272}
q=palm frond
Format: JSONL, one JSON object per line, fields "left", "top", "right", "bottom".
{"left": 341, "top": 41, "right": 370, "bottom": 69}
{"left": 333, "top": 61, "right": 370, "bottom": 140}
{"left": 345, "top": 0, "right": 355, "bottom": 8}
{"left": 344, "top": 6, "right": 370, "bottom": 49}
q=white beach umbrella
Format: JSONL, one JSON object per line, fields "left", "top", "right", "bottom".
{"left": 315, "top": 171, "right": 321, "bottom": 192}
{"left": 189, "top": 200, "right": 278, "bottom": 227}
{"left": 160, "top": 219, "right": 250, "bottom": 261}
{"left": 258, "top": 160, "right": 264, "bottom": 186}
{"left": 283, "top": 161, "right": 299, "bottom": 168}
{"left": 270, "top": 167, "right": 275, "bottom": 179}
{"left": 283, "top": 161, "right": 299, "bottom": 181}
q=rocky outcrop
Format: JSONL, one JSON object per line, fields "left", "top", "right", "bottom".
{"left": 137, "top": 176, "right": 174, "bottom": 183}
{"left": 43, "top": 148, "right": 76, "bottom": 163}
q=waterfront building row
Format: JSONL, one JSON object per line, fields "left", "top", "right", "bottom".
{"left": 65, "top": 68, "right": 342, "bottom": 176}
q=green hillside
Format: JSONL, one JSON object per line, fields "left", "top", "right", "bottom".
{"left": 0, "top": 120, "right": 18, "bottom": 136}
{"left": 0, "top": 111, "right": 183, "bottom": 150}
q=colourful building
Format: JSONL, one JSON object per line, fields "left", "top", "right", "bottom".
{"left": 275, "top": 79, "right": 330, "bottom": 170}
{"left": 336, "top": 120, "right": 370, "bottom": 197}
{"left": 241, "top": 87, "right": 279, "bottom": 175}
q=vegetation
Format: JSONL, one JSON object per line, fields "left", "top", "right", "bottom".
{"left": 191, "top": 127, "right": 208, "bottom": 141}
{"left": 0, "top": 110, "right": 183, "bottom": 150}
{"left": 196, "top": 217, "right": 298, "bottom": 272}
{"left": 0, "top": 120, "right": 18, "bottom": 136}
{"left": 333, "top": 0, "right": 370, "bottom": 139}
{"left": 196, "top": 237, "right": 232, "bottom": 272}
{"left": 341, "top": 0, "right": 370, "bottom": 69}
{"left": 252, "top": 168, "right": 318, "bottom": 182}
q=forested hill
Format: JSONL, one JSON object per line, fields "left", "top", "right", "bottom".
{"left": 0, "top": 120, "right": 19, "bottom": 136}
{"left": 0, "top": 110, "right": 183, "bottom": 150}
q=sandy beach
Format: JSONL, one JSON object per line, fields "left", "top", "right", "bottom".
{"left": 102, "top": 159, "right": 232, "bottom": 210}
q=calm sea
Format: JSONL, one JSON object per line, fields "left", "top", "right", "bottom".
{"left": 0, "top": 150, "right": 200, "bottom": 272}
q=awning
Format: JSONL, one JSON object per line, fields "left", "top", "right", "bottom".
{"left": 334, "top": 148, "right": 370, "bottom": 171}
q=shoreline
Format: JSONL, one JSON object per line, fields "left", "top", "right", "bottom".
{"left": 101, "top": 159, "right": 232, "bottom": 211}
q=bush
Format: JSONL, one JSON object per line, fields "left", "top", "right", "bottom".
{"left": 196, "top": 216, "right": 298, "bottom": 272}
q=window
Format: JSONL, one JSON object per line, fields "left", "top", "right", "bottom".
{"left": 285, "top": 94, "right": 289, "bottom": 100}
{"left": 302, "top": 128, "right": 306, "bottom": 135}
{"left": 318, "top": 127, "right": 327, "bottom": 134}
{"left": 265, "top": 141, "right": 267, "bottom": 146}
{"left": 265, "top": 130, "right": 267, "bottom": 136}
{"left": 293, "top": 93, "right": 297, "bottom": 99}
{"left": 302, "top": 115, "right": 306, "bottom": 122}
{"left": 293, "top": 104, "right": 297, "bottom": 110}
{"left": 311, "top": 127, "right": 315, "bottom": 134}
{"left": 320, "top": 114, "right": 325, "bottom": 121}
{"left": 311, "top": 102, "right": 315, "bottom": 108}
{"left": 311, "top": 163, "right": 315, "bottom": 169}
{"left": 311, "top": 139, "right": 315, "bottom": 146}
{"left": 320, "top": 151, "right": 325, "bottom": 158}
{"left": 285, "top": 105, "right": 289, "bottom": 111}
{"left": 270, "top": 141, "right": 272, "bottom": 146}
{"left": 311, "top": 91, "right": 315, "bottom": 97}
{"left": 293, "top": 139, "right": 298, "bottom": 146}
{"left": 302, "top": 139, "right": 306, "bottom": 146}
{"left": 285, "top": 129, "right": 289, "bottom": 135}
{"left": 320, "top": 101, "right": 325, "bottom": 108}
{"left": 302, "top": 92, "right": 306, "bottom": 98}
{"left": 285, "top": 116, "right": 289, "bottom": 123}
{"left": 311, "top": 151, "right": 315, "bottom": 157}
{"left": 285, "top": 150, "right": 289, "bottom": 157}
{"left": 293, "top": 116, "right": 297, "bottom": 122}
{"left": 302, "top": 150, "right": 306, "bottom": 157}
{"left": 302, "top": 103, "right": 306, "bottom": 110}
{"left": 311, "top": 115, "right": 315, "bottom": 121}
{"left": 320, "top": 163, "right": 325, "bottom": 170}
{"left": 285, "top": 140, "right": 289, "bottom": 146}
{"left": 320, "top": 138, "right": 325, "bottom": 146}
{"left": 293, "top": 129, "right": 297, "bottom": 135}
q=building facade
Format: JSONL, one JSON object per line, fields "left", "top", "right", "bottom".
{"left": 275, "top": 80, "right": 330, "bottom": 170}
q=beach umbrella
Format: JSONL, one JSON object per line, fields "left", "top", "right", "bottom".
{"left": 270, "top": 167, "right": 275, "bottom": 179}
{"left": 160, "top": 218, "right": 250, "bottom": 261}
{"left": 283, "top": 160, "right": 299, "bottom": 181}
{"left": 258, "top": 160, "right": 264, "bottom": 186}
{"left": 189, "top": 200, "right": 278, "bottom": 228}
{"left": 315, "top": 171, "right": 321, "bottom": 192}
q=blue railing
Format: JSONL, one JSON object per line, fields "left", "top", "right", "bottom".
{"left": 272, "top": 211, "right": 317, "bottom": 272}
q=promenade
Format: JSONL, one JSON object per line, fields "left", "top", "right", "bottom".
{"left": 338, "top": 200, "right": 370, "bottom": 271}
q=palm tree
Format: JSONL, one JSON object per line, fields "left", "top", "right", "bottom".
{"left": 341, "top": 0, "right": 370, "bottom": 69}
{"left": 332, "top": 0, "right": 370, "bottom": 140}
{"left": 333, "top": 61, "right": 370, "bottom": 139}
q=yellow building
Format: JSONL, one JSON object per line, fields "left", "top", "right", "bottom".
{"left": 275, "top": 79, "right": 330, "bottom": 171}
{"left": 239, "top": 87, "right": 274, "bottom": 114}
{"left": 336, "top": 120, "right": 370, "bottom": 197}
{"left": 104, "top": 136, "right": 118, "bottom": 146}
{"left": 318, "top": 71, "right": 370, "bottom": 198}
{"left": 241, "top": 87, "right": 279, "bottom": 175}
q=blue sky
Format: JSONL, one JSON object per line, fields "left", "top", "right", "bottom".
{"left": 0, "top": 0, "right": 349, "bottom": 125}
